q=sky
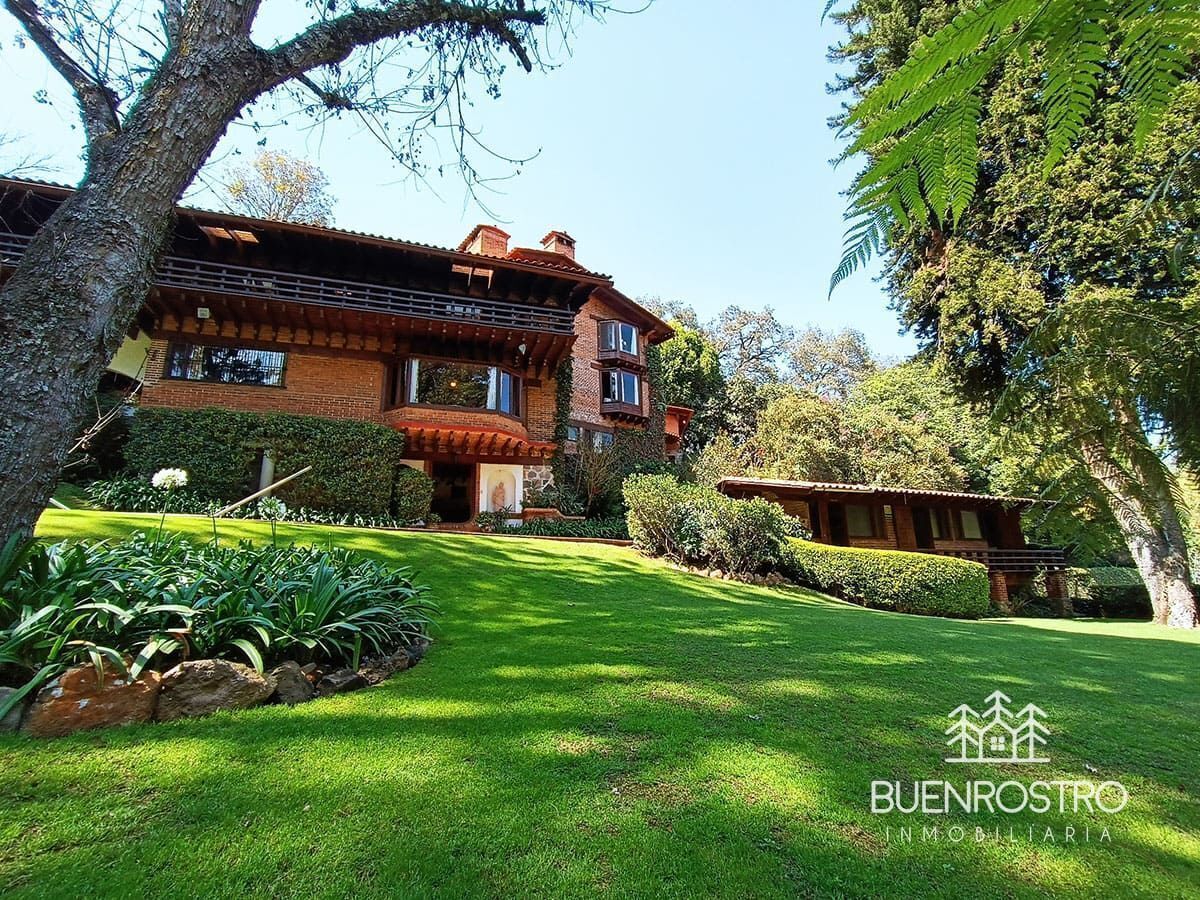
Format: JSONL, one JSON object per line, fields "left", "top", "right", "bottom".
{"left": 0, "top": 0, "right": 913, "bottom": 357}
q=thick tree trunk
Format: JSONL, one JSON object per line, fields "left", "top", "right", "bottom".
{"left": 1081, "top": 440, "right": 1198, "bottom": 628}
{"left": 0, "top": 33, "right": 264, "bottom": 543}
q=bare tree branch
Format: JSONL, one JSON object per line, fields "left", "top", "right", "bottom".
{"left": 262, "top": 1, "right": 545, "bottom": 89}
{"left": 3, "top": 0, "right": 121, "bottom": 149}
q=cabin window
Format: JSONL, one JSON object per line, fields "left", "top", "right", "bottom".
{"left": 566, "top": 425, "right": 581, "bottom": 442}
{"left": 403, "top": 359, "right": 520, "bottom": 416}
{"left": 807, "top": 500, "right": 822, "bottom": 539}
{"left": 959, "top": 509, "right": 984, "bottom": 540}
{"left": 846, "top": 504, "right": 879, "bottom": 538}
{"left": 166, "top": 343, "right": 286, "bottom": 387}
{"left": 591, "top": 431, "right": 615, "bottom": 450}
{"left": 601, "top": 369, "right": 640, "bottom": 405}
{"left": 599, "top": 321, "right": 639, "bottom": 356}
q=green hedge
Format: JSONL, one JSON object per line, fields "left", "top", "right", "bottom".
{"left": 784, "top": 539, "right": 991, "bottom": 619}
{"left": 1067, "top": 567, "right": 1154, "bottom": 619}
{"left": 498, "top": 516, "right": 629, "bottom": 540}
{"left": 126, "top": 407, "right": 407, "bottom": 516}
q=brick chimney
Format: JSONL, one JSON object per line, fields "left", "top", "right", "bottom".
{"left": 541, "top": 230, "right": 576, "bottom": 260}
{"left": 460, "top": 224, "right": 510, "bottom": 257}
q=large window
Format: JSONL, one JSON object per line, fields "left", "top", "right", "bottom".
{"left": 846, "top": 504, "right": 881, "bottom": 538}
{"left": 601, "top": 369, "right": 640, "bottom": 406}
{"left": 403, "top": 359, "right": 520, "bottom": 416}
{"left": 599, "top": 320, "right": 639, "bottom": 356}
{"left": 166, "top": 343, "right": 286, "bottom": 386}
{"left": 959, "top": 509, "right": 984, "bottom": 540}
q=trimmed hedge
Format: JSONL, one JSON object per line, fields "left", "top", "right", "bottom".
{"left": 1067, "top": 567, "right": 1154, "bottom": 619}
{"left": 623, "top": 474, "right": 803, "bottom": 575}
{"left": 498, "top": 516, "right": 629, "bottom": 540}
{"left": 392, "top": 466, "right": 435, "bottom": 524}
{"left": 126, "top": 407, "right": 407, "bottom": 516}
{"left": 784, "top": 539, "right": 991, "bottom": 619}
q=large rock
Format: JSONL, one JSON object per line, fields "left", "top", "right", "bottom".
{"left": 269, "top": 661, "right": 316, "bottom": 705}
{"left": 316, "top": 668, "right": 366, "bottom": 697}
{"left": 0, "top": 687, "right": 27, "bottom": 733}
{"left": 22, "top": 664, "right": 161, "bottom": 738}
{"left": 156, "top": 659, "right": 276, "bottom": 722}
{"left": 357, "top": 649, "right": 412, "bottom": 686}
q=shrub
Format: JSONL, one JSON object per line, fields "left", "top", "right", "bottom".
{"left": 86, "top": 476, "right": 211, "bottom": 514}
{"left": 497, "top": 517, "right": 629, "bottom": 540}
{"left": 784, "top": 539, "right": 990, "bottom": 619}
{"left": 392, "top": 466, "right": 434, "bottom": 524}
{"left": 475, "top": 508, "right": 512, "bottom": 533}
{"left": 126, "top": 407, "right": 407, "bottom": 515}
{"left": 0, "top": 532, "right": 436, "bottom": 717}
{"left": 623, "top": 474, "right": 802, "bottom": 574}
{"left": 1068, "top": 567, "right": 1154, "bottom": 619}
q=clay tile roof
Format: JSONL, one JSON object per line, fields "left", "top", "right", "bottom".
{"left": 506, "top": 246, "right": 594, "bottom": 274}
{"left": 714, "top": 477, "right": 1039, "bottom": 507}
{"left": 456, "top": 223, "right": 511, "bottom": 252}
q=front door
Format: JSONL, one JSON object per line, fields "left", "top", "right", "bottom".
{"left": 828, "top": 502, "right": 849, "bottom": 546}
{"left": 430, "top": 462, "right": 474, "bottom": 523}
{"left": 913, "top": 506, "right": 935, "bottom": 550}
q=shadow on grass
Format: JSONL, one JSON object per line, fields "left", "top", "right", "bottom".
{"left": 4, "top": 510, "right": 1196, "bottom": 898}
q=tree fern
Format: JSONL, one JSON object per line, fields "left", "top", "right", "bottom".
{"left": 831, "top": 0, "right": 1200, "bottom": 289}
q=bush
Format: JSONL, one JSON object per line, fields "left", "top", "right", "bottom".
{"left": 1067, "top": 567, "right": 1154, "bottom": 619}
{"left": 126, "top": 407, "right": 407, "bottom": 515}
{"left": 392, "top": 466, "right": 434, "bottom": 524}
{"left": 86, "top": 476, "right": 212, "bottom": 514}
{"left": 784, "top": 539, "right": 990, "bottom": 619}
{"left": 498, "top": 517, "right": 629, "bottom": 540}
{"left": 0, "top": 532, "right": 436, "bottom": 717}
{"left": 623, "top": 474, "right": 803, "bottom": 574}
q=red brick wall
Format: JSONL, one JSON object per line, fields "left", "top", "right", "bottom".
{"left": 140, "top": 336, "right": 384, "bottom": 423}
{"left": 570, "top": 294, "right": 648, "bottom": 427}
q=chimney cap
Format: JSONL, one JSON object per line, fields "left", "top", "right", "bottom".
{"left": 457, "top": 223, "right": 511, "bottom": 253}
{"left": 540, "top": 229, "right": 576, "bottom": 247}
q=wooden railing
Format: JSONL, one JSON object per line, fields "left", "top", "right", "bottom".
{"left": 0, "top": 231, "right": 575, "bottom": 335}
{"left": 932, "top": 547, "right": 1069, "bottom": 572}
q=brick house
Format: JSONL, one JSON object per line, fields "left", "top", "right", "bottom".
{"left": 716, "top": 478, "right": 1068, "bottom": 608}
{"left": 0, "top": 178, "right": 682, "bottom": 523}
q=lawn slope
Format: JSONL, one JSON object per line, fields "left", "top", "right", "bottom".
{"left": 2, "top": 510, "right": 1198, "bottom": 898}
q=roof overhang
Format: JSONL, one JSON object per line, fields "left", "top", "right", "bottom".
{"left": 391, "top": 421, "right": 556, "bottom": 460}
{"left": 715, "top": 477, "right": 1037, "bottom": 509}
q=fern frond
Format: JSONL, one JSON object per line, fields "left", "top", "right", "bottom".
{"left": 829, "top": 205, "right": 892, "bottom": 296}
{"left": 943, "top": 91, "right": 983, "bottom": 221}
{"left": 1118, "top": 0, "right": 1200, "bottom": 143}
{"left": 1039, "top": 0, "right": 1110, "bottom": 172}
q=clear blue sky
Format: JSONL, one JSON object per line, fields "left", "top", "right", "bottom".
{"left": 0, "top": 0, "right": 912, "bottom": 357}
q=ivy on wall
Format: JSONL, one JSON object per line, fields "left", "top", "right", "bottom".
{"left": 613, "top": 342, "right": 668, "bottom": 472}
{"left": 550, "top": 357, "right": 574, "bottom": 488}
{"left": 126, "top": 407, "right": 407, "bottom": 515}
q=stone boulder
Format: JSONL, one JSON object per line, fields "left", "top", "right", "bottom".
{"left": 22, "top": 664, "right": 161, "bottom": 738}
{"left": 157, "top": 659, "right": 276, "bottom": 722}
{"left": 316, "top": 668, "right": 366, "bottom": 697}
{"left": 357, "top": 649, "right": 412, "bottom": 686}
{"left": 269, "top": 661, "right": 316, "bottom": 705}
{"left": 0, "top": 687, "right": 26, "bottom": 733}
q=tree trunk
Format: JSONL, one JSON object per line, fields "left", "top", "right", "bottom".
{"left": 0, "top": 35, "right": 265, "bottom": 543}
{"left": 1081, "top": 440, "right": 1198, "bottom": 628}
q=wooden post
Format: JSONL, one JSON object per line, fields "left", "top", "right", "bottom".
{"left": 214, "top": 466, "right": 313, "bottom": 518}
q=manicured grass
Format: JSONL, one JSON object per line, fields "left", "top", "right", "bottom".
{"left": 4, "top": 510, "right": 1199, "bottom": 898}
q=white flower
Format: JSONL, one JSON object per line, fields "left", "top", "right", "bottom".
{"left": 257, "top": 496, "right": 288, "bottom": 521}
{"left": 151, "top": 468, "right": 189, "bottom": 490}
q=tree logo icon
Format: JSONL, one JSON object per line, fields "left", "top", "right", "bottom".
{"left": 945, "top": 691, "right": 1049, "bottom": 764}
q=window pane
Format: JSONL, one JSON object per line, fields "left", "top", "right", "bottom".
{"left": 601, "top": 371, "right": 619, "bottom": 402}
{"left": 928, "top": 508, "right": 943, "bottom": 539}
{"left": 846, "top": 504, "right": 876, "bottom": 537}
{"left": 621, "top": 371, "right": 639, "bottom": 404}
{"left": 619, "top": 323, "right": 637, "bottom": 354}
{"left": 593, "top": 431, "right": 614, "bottom": 449}
{"left": 599, "top": 322, "right": 616, "bottom": 351}
{"left": 166, "top": 343, "right": 285, "bottom": 386}
{"left": 414, "top": 361, "right": 490, "bottom": 408}
{"left": 566, "top": 425, "right": 580, "bottom": 441}
{"left": 960, "top": 509, "right": 983, "bottom": 540}
{"left": 497, "top": 370, "right": 518, "bottom": 415}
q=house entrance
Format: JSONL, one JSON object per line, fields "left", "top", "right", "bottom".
{"left": 430, "top": 462, "right": 474, "bottom": 523}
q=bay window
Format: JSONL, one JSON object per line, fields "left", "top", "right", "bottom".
{"left": 601, "top": 369, "right": 640, "bottom": 406}
{"left": 599, "top": 320, "right": 639, "bottom": 357}
{"left": 401, "top": 359, "right": 521, "bottom": 416}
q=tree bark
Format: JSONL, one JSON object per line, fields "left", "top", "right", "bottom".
{"left": 1081, "top": 439, "right": 1198, "bottom": 628}
{"left": 0, "top": 22, "right": 266, "bottom": 542}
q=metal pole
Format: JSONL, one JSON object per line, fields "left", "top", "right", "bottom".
{"left": 213, "top": 465, "right": 313, "bottom": 518}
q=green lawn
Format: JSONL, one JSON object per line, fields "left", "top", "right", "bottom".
{"left": 3, "top": 510, "right": 1199, "bottom": 898}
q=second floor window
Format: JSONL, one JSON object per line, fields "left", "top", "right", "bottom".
{"left": 599, "top": 320, "right": 638, "bottom": 356}
{"left": 601, "top": 369, "right": 640, "bottom": 406}
{"left": 404, "top": 359, "right": 520, "bottom": 416}
{"left": 166, "top": 343, "right": 286, "bottom": 386}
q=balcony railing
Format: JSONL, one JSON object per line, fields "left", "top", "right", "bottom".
{"left": 0, "top": 230, "right": 575, "bottom": 335}
{"left": 932, "top": 547, "right": 1068, "bottom": 573}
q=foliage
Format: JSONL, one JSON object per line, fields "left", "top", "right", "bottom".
{"left": 126, "top": 407, "right": 407, "bottom": 516}
{"left": 751, "top": 389, "right": 857, "bottom": 483}
{"left": 623, "top": 474, "right": 804, "bottom": 575}
{"left": 689, "top": 431, "right": 751, "bottom": 488}
{"left": 786, "top": 327, "right": 876, "bottom": 401}
{"left": 655, "top": 321, "right": 726, "bottom": 450}
{"left": 565, "top": 439, "right": 624, "bottom": 519}
{"left": 0, "top": 531, "right": 435, "bottom": 715}
{"left": 497, "top": 517, "right": 629, "bottom": 540}
{"left": 828, "top": 0, "right": 1200, "bottom": 289}
{"left": 474, "top": 508, "right": 513, "bottom": 533}
{"left": 784, "top": 538, "right": 990, "bottom": 618}
{"left": 392, "top": 466, "right": 435, "bottom": 524}
{"left": 219, "top": 150, "right": 334, "bottom": 225}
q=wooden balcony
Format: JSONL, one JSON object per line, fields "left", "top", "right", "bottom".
{"left": 932, "top": 547, "right": 1069, "bottom": 573}
{"left": 0, "top": 230, "right": 575, "bottom": 336}
{"left": 600, "top": 400, "right": 647, "bottom": 422}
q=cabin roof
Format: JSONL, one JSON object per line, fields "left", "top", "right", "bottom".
{"left": 715, "top": 477, "right": 1038, "bottom": 508}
